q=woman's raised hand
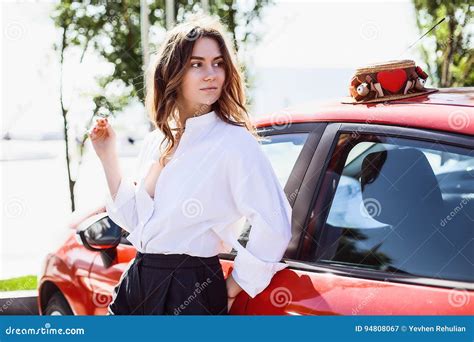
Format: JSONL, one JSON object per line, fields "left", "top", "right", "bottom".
{"left": 89, "top": 117, "right": 117, "bottom": 161}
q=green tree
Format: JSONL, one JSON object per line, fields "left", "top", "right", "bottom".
{"left": 51, "top": 0, "right": 272, "bottom": 212}
{"left": 413, "top": 0, "right": 473, "bottom": 87}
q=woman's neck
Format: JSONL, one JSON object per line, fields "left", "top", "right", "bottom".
{"left": 177, "top": 104, "right": 212, "bottom": 128}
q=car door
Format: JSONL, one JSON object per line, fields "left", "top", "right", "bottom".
{"left": 260, "top": 123, "right": 473, "bottom": 316}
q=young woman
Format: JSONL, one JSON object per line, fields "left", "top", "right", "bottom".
{"left": 90, "top": 16, "right": 292, "bottom": 315}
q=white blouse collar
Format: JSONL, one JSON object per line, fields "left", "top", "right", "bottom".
{"left": 184, "top": 110, "right": 219, "bottom": 132}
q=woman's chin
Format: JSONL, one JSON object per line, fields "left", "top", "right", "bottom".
{"left": 199, "top": 97, "right": 219, "bottom": 107}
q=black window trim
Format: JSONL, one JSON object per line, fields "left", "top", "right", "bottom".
{"left": 296, "top": 122, "right": 474, "bottom": 290}
{"left": 284, "top": 259, "right": 474, "bottom": 291}
{"left": 292, "top": 123, "right": 342, "bottom": 258}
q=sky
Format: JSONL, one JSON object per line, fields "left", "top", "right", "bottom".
{"left": 1, "top": 0, "right": 423, "bottom": 136}
{"left": 253, "top": 0, "right": 421, "bottom": 68}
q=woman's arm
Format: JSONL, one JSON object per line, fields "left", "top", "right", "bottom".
{"left": 226, "top": 272, "right": 243, "bottom": 298}
{"left": 214, "top": 132, "right": 292, "bottom": 303}
{"left": 226, "top": 273, "right": 242, "bottom": 311}
{"left": 100, "top": 151, "right": 123, "bottom": 202}
{"left": 91, "top": 118, "right": 156, "bottom": 233}
{"left": 90, "top": 117, "right": 123, "bottom": 201}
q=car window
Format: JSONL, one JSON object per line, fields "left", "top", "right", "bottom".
{"left": 234, "top": 133, "right": 309, "bottom": 250}
{"left": 314, "top": 133, "right": 473, "bottom": 283}
{"left": 260, "top": 133, "right": 309, "bottom": 187}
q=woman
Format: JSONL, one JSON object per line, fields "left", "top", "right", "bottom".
{"left": 90, "top": 15, "right": 292, "bottom": 315}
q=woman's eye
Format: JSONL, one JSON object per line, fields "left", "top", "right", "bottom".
{"left": 190, "top": 61, "right": 223, "bottom": 68}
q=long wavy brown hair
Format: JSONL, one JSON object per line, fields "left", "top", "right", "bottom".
{"left": 145, "top": 15, "right": 260, "bottom": 167}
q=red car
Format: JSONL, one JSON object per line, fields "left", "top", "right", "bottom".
{"left": 38, "top": 88, "right": 473, "bottom": 315}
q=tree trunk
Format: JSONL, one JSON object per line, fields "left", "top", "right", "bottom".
{"left": 59, "top": 27, "right": 76, "bottom": 212}
{"left": 441, "top": 7, "right": 456, "bottom": 87}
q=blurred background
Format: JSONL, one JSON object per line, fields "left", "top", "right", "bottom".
{"left": 1, "top": 0, "right": 472, "bottom": 285}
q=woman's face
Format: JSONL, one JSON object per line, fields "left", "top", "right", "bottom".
{"left": 178, "top": 37, "right": 226, "bottom": 114}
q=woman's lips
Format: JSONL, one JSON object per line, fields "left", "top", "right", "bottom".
{"left": 200, "top": 87, "right": 218, "bottom": 92}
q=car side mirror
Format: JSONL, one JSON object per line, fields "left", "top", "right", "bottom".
{"left": 77, "top": 216, "right": 122, "bottom": 251}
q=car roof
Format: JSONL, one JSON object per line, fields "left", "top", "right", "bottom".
{"left": 254, "top": 87, "right": 474, "bottom": 136}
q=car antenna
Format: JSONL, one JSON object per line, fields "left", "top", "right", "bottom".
{"left": 397, "top": 17, "right": 446, "bottom": 57}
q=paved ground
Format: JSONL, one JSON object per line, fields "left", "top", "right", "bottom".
{"left": 0, "top": 290, "right": 39, "bottom": 315}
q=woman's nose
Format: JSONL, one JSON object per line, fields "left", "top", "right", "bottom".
{"left": 204, "top": 66, "right": 217, "bottom": 81}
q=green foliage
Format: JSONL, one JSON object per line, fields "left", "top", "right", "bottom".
{"left": 0, "top": 275, "right": 37, "bottom": 292}
{"left": 413, "top": 0, "right": 473, "bottom": 87}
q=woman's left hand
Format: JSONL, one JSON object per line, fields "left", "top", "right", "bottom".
{"left": 227, "top": 296, "right": 236, "bottom": 312}
{"left": 226, "top": 273, "right": 242, "bottom": 312}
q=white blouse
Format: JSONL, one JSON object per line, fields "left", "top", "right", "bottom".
{"left": 105, "top": 110, "right": 292, "bottom": 298}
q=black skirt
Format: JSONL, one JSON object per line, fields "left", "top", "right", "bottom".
{"left": 107, "top": 251, "right": 228, "bottom": 315}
